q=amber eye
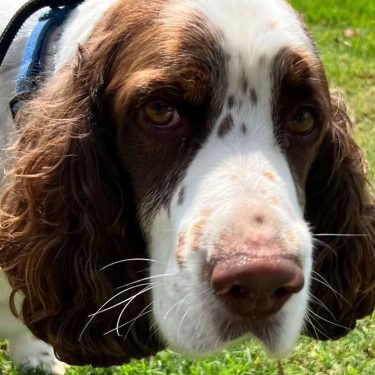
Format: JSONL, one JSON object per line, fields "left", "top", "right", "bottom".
{"left": 287, "top": 109, "right": 315, "bottom": 135}
{"left": 144, "top": 100, "right": 180, "bottom": 127}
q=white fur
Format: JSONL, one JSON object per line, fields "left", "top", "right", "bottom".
{"left": 148, "top": 0, "right": 313, "bottom": 358}
{"left": 1, "top": 0, "right": 315, "bottom": 372}
{"left": 0, "top": 274, "right": 66, "bottom": 374}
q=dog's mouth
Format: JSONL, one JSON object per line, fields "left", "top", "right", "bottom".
{"left": 215, "top": 310, "right": 280, "bottom": 349}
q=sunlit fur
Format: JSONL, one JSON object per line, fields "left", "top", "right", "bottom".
{"left": 0, "top": 0, "right": 374, "bottom": 373}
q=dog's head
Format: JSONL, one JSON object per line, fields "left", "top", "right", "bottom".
{"left": 1, "top": 0, "right": 374, "bottom": 366}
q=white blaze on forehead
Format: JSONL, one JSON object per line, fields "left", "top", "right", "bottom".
{"left": 193, "top": 0, "right": 314, "bottom": 53}
{"left": 193, "top": 0, "right": 313, "bottom": 100}
{"left": 192, "top": 0, "right": 314, "bottom": 98}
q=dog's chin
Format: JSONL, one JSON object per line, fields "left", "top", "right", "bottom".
{"left": 214, "top": 312, "right": 296, "bottom": 357}
{"left": 164, "top": 310, "right": 298, "bottom": 359}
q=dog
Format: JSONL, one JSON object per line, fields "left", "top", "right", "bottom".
{"left": 1, "top": 0, "right": 374, "bottom": 373}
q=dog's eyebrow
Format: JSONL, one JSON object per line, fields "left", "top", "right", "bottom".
{"left": 126, "top": 67, "right": 209, "bottom": 100}
{"left": 111, "top": 67, "right": 210, "bottom": 105}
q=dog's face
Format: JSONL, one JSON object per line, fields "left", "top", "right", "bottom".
{"left": 105, "top": 0, "right": 329, "bottom": 355}
{"left": 2, "top": 0, "right": 374, "bottom": 367}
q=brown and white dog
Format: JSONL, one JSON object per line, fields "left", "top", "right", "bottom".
{"left": 0, "top": 0, "right": 374, "bottom": 373}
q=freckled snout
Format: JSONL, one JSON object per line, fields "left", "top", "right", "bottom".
{"left": 210, "top": 254, "right": 304, "bottom": 317}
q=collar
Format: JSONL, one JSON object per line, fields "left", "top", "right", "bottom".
{"left": 10, "top": 4, "right": 80, "bottom": 118}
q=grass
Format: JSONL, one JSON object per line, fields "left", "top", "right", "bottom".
{"left": 1, "top": 0, "right": 375, "bottom": 374}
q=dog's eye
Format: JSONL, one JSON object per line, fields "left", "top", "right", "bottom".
{"left": 288, "top": 109, "right": 315, "bottom": 135}
{"left": 144, "top": 100, "right": 180, "bottom": 127}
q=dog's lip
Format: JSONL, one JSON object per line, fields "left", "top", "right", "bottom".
{"left": 216, "top": 311, "right": 278, "bottom": 343}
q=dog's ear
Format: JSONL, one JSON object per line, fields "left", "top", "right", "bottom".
{"left": 0, "top": 45, "right": 163, "bottom": 366}
{"left": 304, "top": 94, "right": 375, "bottom": 340}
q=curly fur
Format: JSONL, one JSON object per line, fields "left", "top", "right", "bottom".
{"left": 305, "top": 95, "right": 375, "bottom": 339}
{"left": 0, "top": 46, "right": 162, "bottom": 365}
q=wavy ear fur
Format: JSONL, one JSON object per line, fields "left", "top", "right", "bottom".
{"left": 305, "top": 94, "right": 375, "bottom": 339}
{"left": 0, "top": 45, "right": 162, "bottom": 366}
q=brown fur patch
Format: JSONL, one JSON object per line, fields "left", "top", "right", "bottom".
{"left": 271, "top": 47, "right": 330, "bottom": 188}
{"left": 212, "top": 231, "right": 286, "bottom": 259}
{"left": 263, "top": 170, "right": 276, "bottom": 181}
{"left": 101, "top": 2, "right": 228, "bottom": 214}
{"left": 189, "top": 209, "right": 211, "bottom": 251}
{"left": 176, "top": 233, "right": 186, "bottom": 267}
{"left": 286, "top": 232, "right": 299, "bottom": 250}
{"left": 268, "top": 20, "right": 278, "bottom": 29}
{"left": 269, "top": 196, "right": 280, "bottom": 206}
{"left": 178, "top": 67, "right": 210, "bottom": 104}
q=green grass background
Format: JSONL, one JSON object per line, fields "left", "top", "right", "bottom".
{"left": 1, "top": 0, "right": 374, "bottom": 373}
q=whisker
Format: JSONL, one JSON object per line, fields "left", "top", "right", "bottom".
{"left": 177, "top": 308, "right": 190, "bottom": 343}
{"left": 80, "top": 273, "right": 171, "bottom": 339}
{"left": 305, "top": 310, "right": 330, "bottom": 339}
{"left": 79, "top": 282, "right": 151, "bottom": 340}
{"left": 304, "top": 314, "right": 318, "bottom": 338}
{"left": 104, "top": 302, "right": 154, "bottom": 336}
{"left": 147, "top": 320, "right": 161, "bottom": 348}
{"left": 308, "top": 308, "right": 350, "bottom": 332}
{"left": 115, "top": 273, "right": 174, "bottom": 290}
{"left": 308, "top": 293, "right": 335, "bottom": 319}
{"left": 311, "top": 271, "right": 350, "bottom": 305}
{"left": 123, "top": 303, "right": 154, "bottom": 340}
{"left": 137, "top": 267, "right": 152, "bottom": 274}
{"left": 101, "top": 258, "right": 166, "bottom": 271}
{"left": 314, "top": 233, "right": 368, "bottom": 237}
{"left": 115, "top": 284, "right": 155, "bottom": 336}
{"left": 310, "top": 276, "right": 343, "bottom": 304}
{"left": 87, "top": 283, "right": 152, "bottom": 317}
{"left": 312, "top": 238, "right": 337, "bottom": 255}
{"left": 163, "top": 293, "right": 191, "bottom": 321}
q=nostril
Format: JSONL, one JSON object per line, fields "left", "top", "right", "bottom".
{"left": 210, "top": 255, "right": 304, "bottom": 316}
{"left": 273, "top": 286, "right": 292, "bottom": 304}
{"left": 274, "top": 287, "right": 288, "bottom": 299}
{"left": 227, "top": 284, "right": 248, "bottom": 299}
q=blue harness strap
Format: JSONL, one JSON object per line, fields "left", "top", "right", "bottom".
{"left": 10, "top": 4, "right": 80, "bottom": 117}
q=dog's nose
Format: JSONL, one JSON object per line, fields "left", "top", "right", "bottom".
{"left": 210, "top": 255, "right": 304, "bottom": 316}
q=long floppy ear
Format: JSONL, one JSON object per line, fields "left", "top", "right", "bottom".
{"left": 0, "top": 46, "right": 162, "bottom": 365}
{"left": 304, "top": 93, "right": 375, "bottom": 340}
